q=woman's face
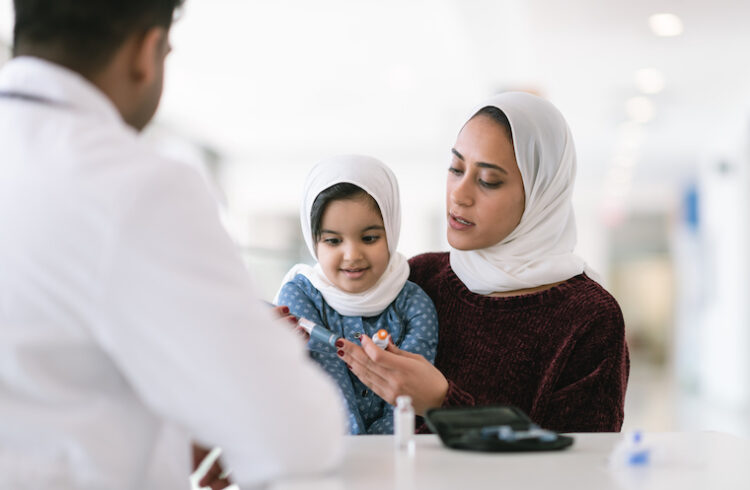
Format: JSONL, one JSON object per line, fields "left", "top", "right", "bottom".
{"left": 446, "top": 114, "right": 526, "bottom": 250}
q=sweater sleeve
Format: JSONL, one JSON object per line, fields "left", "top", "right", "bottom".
{"left": 533, "top": 303, "right": 629, "bottom": 433}
{"left": 415, "top": 380, "right": 477, "bottom": 434}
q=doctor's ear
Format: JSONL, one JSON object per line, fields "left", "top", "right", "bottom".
{"left": 128, "top": 27, "right": 169, "bottom": 85}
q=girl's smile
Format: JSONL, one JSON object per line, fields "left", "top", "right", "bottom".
{"left": 316, "top": 196, "right": 390, "bottom": 294}
{"left": 341, "top": 266, "right": 368, "bottom": 279}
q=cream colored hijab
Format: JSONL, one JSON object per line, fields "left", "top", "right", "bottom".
{"left": 276, "top": 155, "right": 410, "bottom": 317}
{"left": 450, "top": 92, "right": 597, "bottom": 294}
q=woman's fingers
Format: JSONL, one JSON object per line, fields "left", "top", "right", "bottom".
{"left": 339, "top": 336, "right": 424, "bottom": 405}
{"left": 340, "top": 335, "right": 449, "bottom": 415}
{"left": 270, "top": 305, "right": 290, "bottom": 318}
{"left": 358, "top": 334, "right": 386, "bottom": 359}
{"left": 337, "top": 339, "right": 397, "bottom": 400}
{"left": 338, "top": 338, "right": 389, "bottom": 377}
{"left": 268, "top": 304, "right": 307, "bottom": 340}
{"left": 385, "top": 341, "right": 422, "bottom": 360}
{"left": 360, "top": 334, "right": 420, "bottom": 367}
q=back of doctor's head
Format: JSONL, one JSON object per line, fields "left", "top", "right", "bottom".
{"left": 12, "top": 0, "right": 184, "bottom": 76}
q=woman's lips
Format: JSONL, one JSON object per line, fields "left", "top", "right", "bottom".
{"left": 449, "top": 212, "right": 475, "bottom": 230}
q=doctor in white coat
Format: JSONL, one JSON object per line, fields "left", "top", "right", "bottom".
{"left": 0, "top": 1, "right": 345, "bottom": 489}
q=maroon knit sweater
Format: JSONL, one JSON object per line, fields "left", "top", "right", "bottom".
{"left": 410, "top": 252, "right": 629, "bottom": 433}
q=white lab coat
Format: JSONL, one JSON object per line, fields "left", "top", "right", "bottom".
{"left": 0, "top": 57, "right": 345, "bottom": 489}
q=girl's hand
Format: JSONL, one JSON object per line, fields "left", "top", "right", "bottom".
{"left": 336, "top": 335, "right": 448, "bottom": 416}
{"left": 271, "top": 304, "right": 309, "bottom": 341}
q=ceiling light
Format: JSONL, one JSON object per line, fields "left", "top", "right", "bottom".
{"left": 648, "top": 13, "right": 683, "bottom": 37}
{"left": 626, "top": 96, "right": 655, "bottom": 124}
{"left": 635, "top": 68, "right": 665, "bottom": 94}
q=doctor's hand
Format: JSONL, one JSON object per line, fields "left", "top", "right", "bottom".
{"left": 191, "top": 444, "right": 232, "bottom": 490}
{"left": 270, "top": 304, "right": 310, "bottom": 342}
{"left": 337, "top": 335, "right": 448, "bottom": 416}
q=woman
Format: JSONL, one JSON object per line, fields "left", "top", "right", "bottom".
{"left": 336, "top": 92, "right": 629, "bottom": 433}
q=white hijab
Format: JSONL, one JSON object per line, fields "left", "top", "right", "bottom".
{"left": 450, "top": 92, "right": 597, "bottom": 294}
{"left": 276, "top": 154, "right": 410, "bottom": 317}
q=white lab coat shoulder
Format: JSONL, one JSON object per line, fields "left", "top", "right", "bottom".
{"left": 0, "top": 57, "right": 344, "bottom": 489}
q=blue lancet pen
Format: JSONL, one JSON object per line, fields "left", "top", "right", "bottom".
{"left": 297, "top": 317, "right": 340, "bottom": 347}
{"left": 265, "top": 301, "right": 340, "bottom": 347}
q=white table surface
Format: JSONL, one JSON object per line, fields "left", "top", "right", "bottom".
{"left": 269, "top": 432, "right": 750, "bottom": 490}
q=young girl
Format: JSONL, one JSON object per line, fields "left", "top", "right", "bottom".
{"left": 276, "top": 154, "right": 438, "bottom": 435}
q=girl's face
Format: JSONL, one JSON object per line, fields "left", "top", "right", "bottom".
{"left": 446, "top": 114, "right": 526, "bottom": 250}
{"left": 316, "top": 196, "right": 390, "bottom": 293}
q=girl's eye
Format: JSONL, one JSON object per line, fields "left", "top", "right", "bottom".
{"left": 362, "top": 235, "right": 381, "bottom": 244}
{"left": 448, "top": 166, "right": 463, "bottom": 176}
{"left": 322, "top": 237, "right": 341, "bottom": 245}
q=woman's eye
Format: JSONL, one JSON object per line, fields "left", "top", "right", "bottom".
{"left": 479, "top": 179, "right": 502, "bottom": 189}
{"left": 362, "top": 235, "right": 381, "bottom": 244}
{"left": 323, "top": 237, "right": 341, "bottom": 245}
{"left": 448, "top": 166, "right": 463, "bottom": 176}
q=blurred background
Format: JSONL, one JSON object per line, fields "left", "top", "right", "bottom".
{"left": 1, "top": 0, "right": 748, "bottom": 438}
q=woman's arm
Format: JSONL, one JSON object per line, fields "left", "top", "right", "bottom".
{"left": 532, "top": 306, "right": 629, "bottom": 432}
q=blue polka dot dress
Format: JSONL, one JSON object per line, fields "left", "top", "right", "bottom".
{"left": 278, "top": 274, "right": 438, "bottom": 434}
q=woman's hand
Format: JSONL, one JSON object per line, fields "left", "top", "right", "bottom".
{"left": 271, "top": 304, "right": 310, "bottom": 341}
{"left": 337, "top": 334, "right": 448, "bottom": 416}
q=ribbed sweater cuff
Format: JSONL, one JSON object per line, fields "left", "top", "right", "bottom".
{"left": 416, "top": 380, "right": 476, "bottom": 434}
{"left": 441, "top": 379, "right": 476, "bottom": 408}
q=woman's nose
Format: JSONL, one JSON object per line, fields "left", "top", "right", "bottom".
{"left": 449, "top": 175, "right": 474, "bottom": 207}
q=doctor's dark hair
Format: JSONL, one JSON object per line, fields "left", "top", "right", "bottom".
{"left": 310, "top": 183, "right": 382, "bottom": 243}
{"left": 472, "top": 106, "right": 514, "bottom": 142}
{"left": 12, "top": 0, "right": 184, "bottom": 75}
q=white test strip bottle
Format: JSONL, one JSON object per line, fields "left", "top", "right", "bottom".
{"left": 394, "top": 395, "right": 415, "bottom": 450}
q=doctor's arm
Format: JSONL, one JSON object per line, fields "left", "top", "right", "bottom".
{"left": 98, "top": 163, "right": 346, "bottom": 487}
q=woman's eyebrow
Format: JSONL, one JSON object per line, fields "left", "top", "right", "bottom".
{"left": 477, "top": 162, "right": 508, "bottom": 175}
{"left": 320, "top": 229, "right": 341, "bottom": 235}
{"left": 452, "top": 148, "right": 508, "bottom": 175}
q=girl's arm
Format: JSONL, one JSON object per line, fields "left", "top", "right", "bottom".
{"left": 396, "top": 288, "right": 439, "bottom": 363}
{"left": 277, "top": 280, "right": 328, "bottom": 334}
{"left": 277, "top": 278, "right": 367, "bottom": 433}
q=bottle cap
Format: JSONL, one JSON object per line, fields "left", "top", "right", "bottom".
{"left": 396, "top": 395, "right": 412, "bottom": 408}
